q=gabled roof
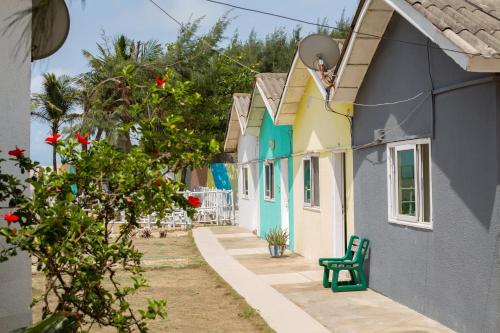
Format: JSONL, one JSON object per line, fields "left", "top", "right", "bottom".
{"left": 332, "top": 0, "right": 500, "bottom": 103}
{"left": 244, "top": 73, "right": 287, "bottom": 136}
{"left": 275, "top": 40, "right": 344, "bottom": 126}
{"left": 223, "top": 93, "right": 251, "bottom": 153}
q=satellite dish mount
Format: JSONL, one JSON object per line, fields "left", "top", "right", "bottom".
{"left": 298, "top": 34, "right": 340, "bottom": 86}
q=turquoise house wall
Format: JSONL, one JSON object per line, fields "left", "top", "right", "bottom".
{"left": 258, "top": 110, "right": 294, "bottom": 251}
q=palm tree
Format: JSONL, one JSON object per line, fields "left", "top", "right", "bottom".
{"left": 80, "top": 35, "right": 164, "bottom": 152}
{"left": 32, "top": 73, "right": 80, "bottom": 170}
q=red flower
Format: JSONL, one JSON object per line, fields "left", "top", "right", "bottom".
{"left": 188, "top": 196, "right": 201, "bottom": 208}
{"left": 45, "top": 133, "right": 62, "bottom": 145}
{"left": 74, "top": 131, "right": 90, "bottom": 145}
{"left": 3, "top": 211, "right": 19, "bottom": 226}
{"left": 155, "top": 77, "right": 165, "bottom": 87}
{"left": 155, "top": 179, "right": 162, "bottom": 186}
{"left": 8, "top": 146, "right": 25, "bottom": 158}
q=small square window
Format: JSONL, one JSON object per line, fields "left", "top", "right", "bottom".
{"left": 304, "top": 156, "right": 320, "bottom": 207}
{"left": 387, "top": 139, "right": 432, "bottom": 226}
{"left": 264, "top": 161, "right": 274, "bottom": 200}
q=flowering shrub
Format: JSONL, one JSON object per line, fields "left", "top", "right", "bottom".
{"left": 188, "top": 195, "right": 202, "bottom": 208}
{"left": 0, "top": 71, "right": 218, "bottom": 332}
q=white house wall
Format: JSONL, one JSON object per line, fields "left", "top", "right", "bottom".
{"left": 237, "top": 135, "right": 260, "bottom": 232}
{"left": 0, "top": 0, "right": 33, "bottom": 330}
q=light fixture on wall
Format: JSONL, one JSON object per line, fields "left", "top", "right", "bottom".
{"left": 268, "top": 139, "right": 275, "bottom": 150}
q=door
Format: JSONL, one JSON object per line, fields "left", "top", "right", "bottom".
{"left": 332, "top": 153, "right": 346, "bottom": 257}
{"left": 280, "top": 158, "right": 290, "bottom": 244}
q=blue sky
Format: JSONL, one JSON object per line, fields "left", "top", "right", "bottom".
{"left": 31, "top": 0, "right": 358, "bottom": 165}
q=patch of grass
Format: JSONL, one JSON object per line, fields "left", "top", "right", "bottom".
{"left": 187, "top": 231, "right": 275, "bottom": 333}
{"left": 32, "top": 229, "right": 275, "bottom": 332}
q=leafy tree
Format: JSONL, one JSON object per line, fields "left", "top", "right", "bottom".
{"left": 316, "top": 9, "right": 351, "bottom": 39}
{"left": 32, "top": 73, "right": 80, "bottom": 170}
{"left": 1, "top": 72, "right": 218, "bottom": 332}
{"left": 80, "top": 35, "right": 164, "bottom": 151}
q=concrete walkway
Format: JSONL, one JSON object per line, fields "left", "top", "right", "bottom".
{"left": 193, "top": 226, "right": 456, "bottom": 333}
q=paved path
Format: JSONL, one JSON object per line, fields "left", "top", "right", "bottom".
{"left": 193, "top": 226, "right": 455, "bottom": 333}
{"left": 194, "top": 227, "right": 330, "bottom": 333}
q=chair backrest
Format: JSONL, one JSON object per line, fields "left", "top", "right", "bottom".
{"left": 352, "top": 238, "right": 370, "bottom": 264}
{"left": 345, "top": 235, "right": 360, "bottom": 260}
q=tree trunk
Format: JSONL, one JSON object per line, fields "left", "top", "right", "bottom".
{"left": 181, "top": 167, "right": 188, "bottom": 186}
{"left": 52, "top": 141, "right": 57, "bottom": 172}
{"left": 95, "top": 128, "right": 104, "bottom": 141}
{"left": 52, "top": 126, "right": 58, "bottom": 172}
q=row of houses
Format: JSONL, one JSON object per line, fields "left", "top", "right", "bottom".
{"left": 224, "top": 1, "right": 500, "bottom": 332}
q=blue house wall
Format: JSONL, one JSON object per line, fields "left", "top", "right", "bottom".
{"left": 258, "top": 111, "right": 294, "bottom": 250}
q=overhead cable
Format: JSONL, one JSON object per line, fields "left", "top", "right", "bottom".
{"left": 148, "top": 0, "right": 260, "bottom": 73}
{"left": 205, "top": 0, "right": 479, "bottom": 57}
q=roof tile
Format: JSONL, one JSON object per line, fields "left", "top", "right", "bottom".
{"left": 255, "top": 73, "right": 287, "bottom": 117}
{"left": 406, "top": 0, "right": 500, "bottom": 58}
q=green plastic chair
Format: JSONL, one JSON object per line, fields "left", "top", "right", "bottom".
{"left": 318, "top": 235, "right": 370, "bottom": 292}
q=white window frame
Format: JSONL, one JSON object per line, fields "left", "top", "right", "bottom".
{"left": 264, "top": 160, "right": 274, "bottom": 201}
{"left": 303, "top": 155, "right": 320, "bottom": 208}
{"left": 241, "top": 165, "right": 249, "bottom": 199}
{"left": 387, "top": 138, "right": 433, "bottom": 229}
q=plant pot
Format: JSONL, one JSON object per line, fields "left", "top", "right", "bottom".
{"left": 268, "top": 244, "right": 286, "bottom": 257}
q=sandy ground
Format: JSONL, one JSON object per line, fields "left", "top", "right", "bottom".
{"left": 31, "top": 229, "right": 274, "bottom": 333}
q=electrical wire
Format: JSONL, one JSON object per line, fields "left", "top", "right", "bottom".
{"left": 205, "top": 0, "right": 479, "bottom": 57}
{"left": 306, "top": 89, "right": 429, "bottom": 108}
{"left": 383, "top": 92, "right": 431, "bottom": 133}
{"left": 350, "top": 92, "right": 431, "bottom": 150}
{"left": 148, "top": 0, "right": 260, "bottom": 74}
{"left": 353, "top": 91, "right": 426, "bottom": 107}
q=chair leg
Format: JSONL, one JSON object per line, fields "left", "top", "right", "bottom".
{"left": 349, "top": 270, "right": 357, "bottom": 284}
{"left": 323, "top": 267, "right": 331, "bottom": 288}
{"left": 331, "top": 269, "right": 340, "bottom": 292}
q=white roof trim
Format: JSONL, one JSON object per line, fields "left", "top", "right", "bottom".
{"left": 307, "top": 68, "right": 328, "bottom": 100}
{"left": 275, "top": 52, "right": 330, "bottom": 124}
{"left": 234, "top": 101, "right": 247, "bottom": 134}
{"left": 243, "top": 88, "right": 260, "bottom": 136}
{"left": 275, "top": 53, "right": 300, "bottom": 124}
{"left": 334, "top": 0, "right": 374, "bottom": 95}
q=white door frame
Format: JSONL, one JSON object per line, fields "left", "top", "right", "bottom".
{"left": 331, "top": 152, "right": 346, "bottom": 257}
{"left": 280, "top": 158, "right": 290, "bottom": 244}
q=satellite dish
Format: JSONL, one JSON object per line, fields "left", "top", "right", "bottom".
{"left": 32, "top": 0, "right": 70, "bottom": 61}
{"left": 298, "top": 34, "right": 340, "bottom": 71}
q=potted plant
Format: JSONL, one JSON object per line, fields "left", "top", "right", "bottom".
{"left": 265, "top": 227, "right": 289, "bottom": 258}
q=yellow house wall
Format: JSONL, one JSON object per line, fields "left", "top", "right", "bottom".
{"left": 292, "top": 78, "right": 354, "bottom": 261}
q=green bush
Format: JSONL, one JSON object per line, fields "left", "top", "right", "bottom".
{"left": 264, "top": 227, "right": 289, "bottom": 247}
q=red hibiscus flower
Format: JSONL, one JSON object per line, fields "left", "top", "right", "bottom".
{"left": 3, "top": 211, "right": 19, "bottom": 226}
{"left": 74, "top": 131, "right": 90, "bottom": 145}
{"left": 155, "top": 179, "right": 162, "bottom": 186}
{"left": 155, "top": 77, "right": 165, "bottom": 87}
{"left": 187, "top": 196, "right": 201, "bottom": 208}
{"left": 45, "top": 133, "right": 62, "bottom": 145}
{"left": 8, "top": 146, "right": 25, "bottom": 158}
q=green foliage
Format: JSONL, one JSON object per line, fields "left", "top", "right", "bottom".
{"left": 11, "top": 313, "right": 79, "bottom": 333}
{"left": 71, "top": 12, "right": 352, "bottom": 161}
{"left": 1, "top": 75, "right": 215, "bottom": 332}
{"left": 31, "top": 73, "right": 80, "bottom": 169}
{"left": 264, "top": 227, "right": 289, "bottom": 246}
{"left": 316, "top": 9, "right": 351, "bottom": 39}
